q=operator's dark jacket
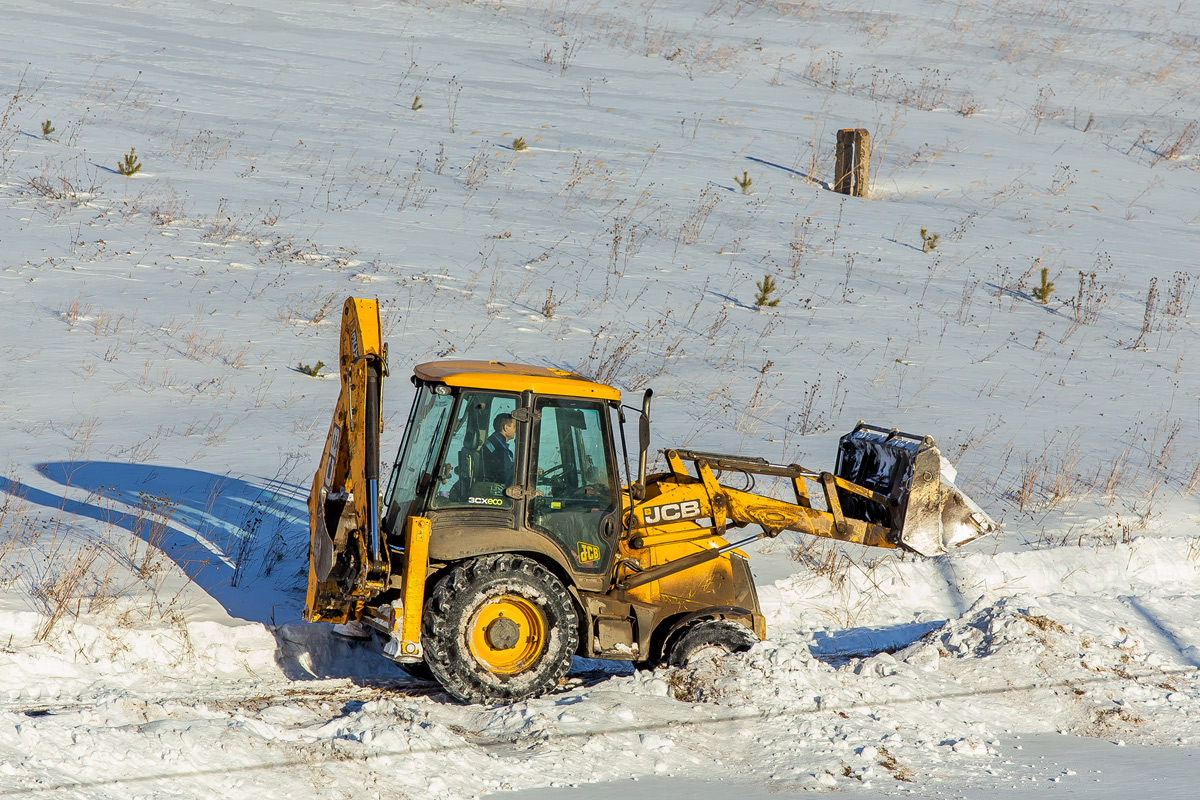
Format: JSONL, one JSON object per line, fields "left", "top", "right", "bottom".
{"left": 481, "top": 431, "right": 514, "bottom": 483}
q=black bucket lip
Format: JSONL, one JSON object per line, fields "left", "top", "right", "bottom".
{"left": 841, "top": 421, "right": 931, "bottom": 451}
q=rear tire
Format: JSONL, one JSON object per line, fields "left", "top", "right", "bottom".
{"left": 423, "top": 554, "right": 579, "bottom": 704}
{"left": 666, "top": 619, "right": 756, "bottom": 668}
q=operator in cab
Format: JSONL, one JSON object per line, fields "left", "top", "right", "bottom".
{"left": 482, "top": 412, "right": 516, "bottom": 483}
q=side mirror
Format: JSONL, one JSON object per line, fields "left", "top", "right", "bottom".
{"left": 634, "top": 389, "right": 653, "bottom": 500}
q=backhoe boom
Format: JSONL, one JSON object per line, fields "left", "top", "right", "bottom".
{"left": 304, "top": 298, "right": 389, "bottom": 623}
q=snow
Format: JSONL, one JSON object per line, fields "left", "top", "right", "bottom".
{"left": 2, "top": 0, "right": 1199, "bottom": 797}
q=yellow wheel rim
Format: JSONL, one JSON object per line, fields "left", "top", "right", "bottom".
{"left": 468, "top": 595, "right": 546, "bottom": 675}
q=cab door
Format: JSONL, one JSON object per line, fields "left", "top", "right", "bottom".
{"left": 527, "top": 397, "right": 620, "bottom": 575}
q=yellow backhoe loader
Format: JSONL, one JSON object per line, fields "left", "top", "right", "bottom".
{"left": 305, "top": 298, "right": 998, "bottom": 704}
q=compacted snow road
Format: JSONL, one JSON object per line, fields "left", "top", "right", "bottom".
{"left": 513, "top": 734, "right": 1200, "bottom": 799}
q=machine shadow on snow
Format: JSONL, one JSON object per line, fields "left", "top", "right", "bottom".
{"left": 4, "top": 462, "right": 305, "bottom": 623}
{"left": 2, "top": 461, "right": 424, "bottom": 681}
{"left": 0, "top": 462, "right": 412, "bottom": 681}
{"left": 810, "top": 620, "right": 945, "bottom": 664}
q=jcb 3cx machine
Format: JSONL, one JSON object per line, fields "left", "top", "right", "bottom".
{"left": 305, "top": 298, "right": 998, "bottom": 704}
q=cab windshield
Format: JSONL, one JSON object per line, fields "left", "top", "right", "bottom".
{"left": 383, "top": 385, "right": 453, "bottom": 531}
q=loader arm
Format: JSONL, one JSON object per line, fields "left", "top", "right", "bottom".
{"left": 619, "top": 434, "right": 998, "bottom": 592}
{"left": 304, "top": 298, "right": 389, "bottom": 623}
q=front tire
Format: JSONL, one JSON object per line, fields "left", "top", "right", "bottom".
{"left": 423, "top": 554, "right": 579, "bottom": 704}
{"left": 395, "top": 660, "right": 436, "bottom": 682}
{"left": 666, "top": 619, "right": 756, "bottom": 668}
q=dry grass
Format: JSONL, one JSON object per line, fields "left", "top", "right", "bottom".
{"left": 1010, "top": 434, "right": 1086, "bottom": 513}
{"left": 0, "top": 468, "right": 222, "bottom": 643}
{"left": 278, "top": 290, "right": 341, "bottom": 326}
{"left": 876, "top": 745, "right": 913, "bottom": 783}
{"left": 675, "top": 186, "right": 723, "bottom": 253}
{"left": 1150, "top": 121, "right": 1198, "bottom": 166}
{"left": 31, "top": 547, "right": 105, "bottom": 640}
{"left": 59, "top": 294, "right": 92, "bottom": 330}
{"left": 575, "top": 321, "right": 679, "bottom": 389}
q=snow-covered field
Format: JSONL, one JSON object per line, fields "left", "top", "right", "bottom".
{"left": 1, "top": 0, "right": 1198, "bottom": 796}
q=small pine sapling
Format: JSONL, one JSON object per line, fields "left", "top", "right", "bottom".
{"left": 754, "top": 274, "right": 780, "bottom": 309}
{"left": 411, "top": 95, "right": 423, "bottom": 111}
{"left": 41, "top": 120, "right": 55, "bottom": 139}
{"left": 512, "top": 137, "right": 527, "bottom": 151}
{"left": 297, "top": 360, "right": 325, "bottom": 377}
{"left": 117, "top": 147, "right": 142, "bottom": 176}
{"left": 735, "top": 170, "right": 753, "bottom": 194}
{"left": 920, "top": 227, "right": 940, "bottom": 253}
{"left": 1032, "top": 267, "right": 1055, "bottom": 304}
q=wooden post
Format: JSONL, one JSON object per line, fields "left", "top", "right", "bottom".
{"left": 834, "top": 129, "right": 854, "bottom": 195}
{"left": 833, "top": 128, "right": 871, "bottom": 198}
{"left": 852, "top": 128, "right": 870, "bottom": 198}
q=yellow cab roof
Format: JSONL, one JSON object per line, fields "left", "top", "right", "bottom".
{"left": 413, "top": 360, "right": 621, "bottom": 402}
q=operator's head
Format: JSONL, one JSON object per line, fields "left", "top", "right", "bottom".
{"left": 493, "top": 413, "right": 516, "bottom": 441}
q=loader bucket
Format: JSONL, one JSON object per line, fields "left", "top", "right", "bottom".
{"left": 834, "top": 423, "right": 999, "bottom": 557}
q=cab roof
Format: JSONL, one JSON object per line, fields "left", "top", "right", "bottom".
{"left": 413, "top": 360, "right": 621, "bottom": 402}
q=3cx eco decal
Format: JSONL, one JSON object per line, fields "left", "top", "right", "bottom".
{"left": 641, "top": 499, "right": 703, "bottom": 526}
{"left": 467, "top": 496, "right": 506, "bottom": 506}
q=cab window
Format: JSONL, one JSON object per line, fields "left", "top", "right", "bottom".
{"left": 429, "top": 391, "right": 519, "bottom": 510}
{"left": 528, "top": 398, "right": 617, "bottom": 572}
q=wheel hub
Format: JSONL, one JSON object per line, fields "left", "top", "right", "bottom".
{"left": 468, "top": 595, "right": 546, "bottom": 675}
{"left": 485, "top": 616, "right": 520, "bottom": 650}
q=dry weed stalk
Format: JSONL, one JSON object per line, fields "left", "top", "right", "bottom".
{"left": 1070, "top": 267, "right": 1110, "bottom": 326}
{"left": 607, "top": 195, "right": 655, "bottom": 274}
{"left": 1023, "top": 86, "right": 1056, "bottom": 135}
{"left": 540, "top": 284, "right": 566, "bottom": 318}
{"left": 1130, "top": 277, "right": 1160, "bottom": 349}
{"left": 1011, "top": 434, "right": 1086, "bottom": 513}
{"left": 396, "top": 152, "right": 436, "bottom": 211}
{"left": 955, "top": 276, "right": 981, "bottom": 322}
{"left": 789, "top": 373, "right": 848, "bottom": 435}
{"left": 734, "top": 360, "right": 783, "bottom": 436}
{"left": 460, "top": 148, "right": 493, "bottom": 195}
{"left": 1151, "top": 121, "right": 1198, "bottom": 166}
{"left": 1163, "top": 271, "right": 1195, "bottom": 326}
{"left": 444, "top": 75, "right": 461, "bottom": 133}
{"left": 675, "top": 186, "right": 723, "bottom": 254}
{"left": 32, "top": 548, "right": 103, "bottom": 641}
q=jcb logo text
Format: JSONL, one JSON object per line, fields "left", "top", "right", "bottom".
{"left": 642, "top": 500, "right": 702, "bottom": 526}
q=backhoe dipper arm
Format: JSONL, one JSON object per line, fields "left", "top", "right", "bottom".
{"left": 304, "top": 298, "right": 389, "bottom": 623}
